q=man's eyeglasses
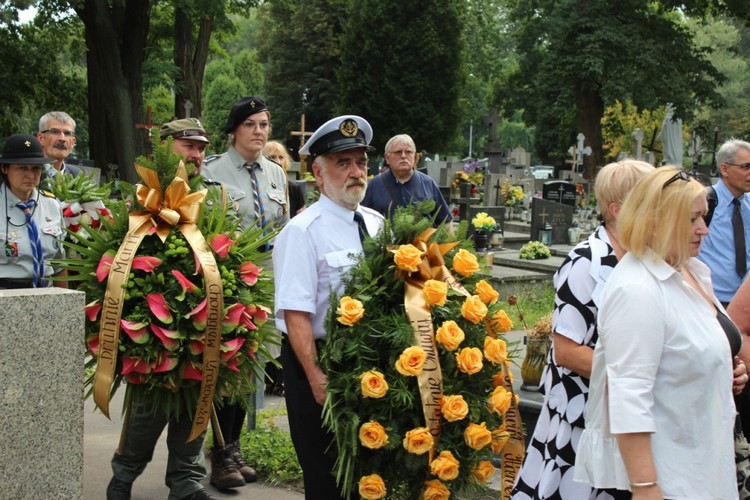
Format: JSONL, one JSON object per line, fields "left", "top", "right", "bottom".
{"left": 388, "top": 149, "right": 414, "bottom": 157}
{"left": 725, "top": 162, "right": 750, "bottom": 172}
{"left": 662, "top": 169, "right": 695, "bottom": 189}
{"left": 40, "top": 128, "right": 75, "bottom": 138}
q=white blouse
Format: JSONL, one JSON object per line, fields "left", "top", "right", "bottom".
{"left": 574, "top": 251, "right": 736, "bottom": 499}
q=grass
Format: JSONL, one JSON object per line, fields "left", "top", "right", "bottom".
{"left": 500, "top": 279, "right": 555, "bottom": 331}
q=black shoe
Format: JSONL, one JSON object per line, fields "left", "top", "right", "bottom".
{"left": 180, "top": 489, "right": 216, "bottom": 500}
{"left": 106, "top": 476, "right": 132, "bottom": 500}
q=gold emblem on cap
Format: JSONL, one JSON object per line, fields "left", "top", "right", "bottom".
{"left": 339, "top": 119, "right": 358, "bottom": 137}
{"left": 24, "top": 141, "right": 31, "bottom": 147}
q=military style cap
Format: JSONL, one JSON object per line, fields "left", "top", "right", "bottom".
{"left": 160, "top": 118, "right": 210, "bottom": 144}
{"left": 0, "top": 134, "right": 55, "bottom": 164}
{"left": 299, "top": 115, "right": 375, "bottom": 157}
{"left": 222, "top": 96, "right": 268, "bottom": 135}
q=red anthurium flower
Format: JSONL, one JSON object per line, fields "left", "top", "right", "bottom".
{"left": 225, "top": 356, "right": 240, "bottom": 372}
{"left": 171, "top": 270, "right": 199, "bottom": 301}
{"left": 182, "top": 361, "right": 203, "bottom": 381}
{"left": 223, "top": 303, "right": 246, "bottom": 333}
{"left": 241, "top": 306, "right": 258, "bottom": 331}
{"left": 120, "top": 319, "right": 149, "bottom": 344}
{"left": 150, "top": 324, "right": 181, "bottom": 351}
{"left": 193, "top": 251, "right": 202, "bottom": 275}
{"left": 187, "top": 299, "right": 207, "bottom": 330}
{"left": 121, "top": 355, "right": 151, "bottom": 375}
{"left": 147, "top": 293, "right": 173, "bottom": 324}
{"left": 210, "top": 234, "right": 234, "bottom": 259}
{"left": 254, "top": 305, "right": 270, "bottom": 326}
{"left": 63, "top": 205, "right": 78, "bottom": 218}
{"left": 220, "top": 337, "right": 245, "bottom": 361}
{"left": 96, "top": 250, "right": 115, "bottom": 282}
{"left": 151, "top": 354, "right": 178, "bottom": 373}
{"left": 84, "top": 300, "right": 102, "bottom": 322}
{"left": 132, "top": 256, "right": 162, "bottom": 272}
{"left": 189, "top": 339, "right": 205, "bottom": 355}
{"left": 239, "top": 261, "right": 261, "bottom": 286}
{"left": 87, "top": 333, "right": 99, "bottom": 355}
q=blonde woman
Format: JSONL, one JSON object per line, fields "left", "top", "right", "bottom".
{"left": 264, "top": 140, "right": 305, "bottom": 217}
{"left": 575, "top": 167, "right": 745, "bottom": 499}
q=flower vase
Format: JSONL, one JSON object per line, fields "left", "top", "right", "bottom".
{"left": 473, "top": 230, "right": 489, "bottom": 251}
{"left": 520, "top": 335, "right": 552, "bottom": 392}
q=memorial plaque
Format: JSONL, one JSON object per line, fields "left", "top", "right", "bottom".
{"left": 531, "top": 198, "right": 574, "bottom": 244}
{"left": 465, "top": 205, "right": 505, "bottom": 237}
{"left": 542, "top": 180, "right": 576, "bottom": 207}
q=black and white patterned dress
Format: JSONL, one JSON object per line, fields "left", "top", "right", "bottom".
{"left": 512, "top": 225, "right": 617, "bottom": 500}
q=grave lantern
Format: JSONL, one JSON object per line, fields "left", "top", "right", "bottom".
{"left": 538, "top": 222, "right": 552, "bottom": 245}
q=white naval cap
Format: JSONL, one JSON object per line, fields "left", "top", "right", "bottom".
{"left": 299, "top": 115, "right": 375, "bottom": 157}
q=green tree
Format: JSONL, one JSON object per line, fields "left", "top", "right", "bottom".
{"left": 203, "top": 73, "right": 245, "bottom": 149}
{"left": 232, "top": 49, "right": 264, "bottom": 96}
{"left": 503, "top": 0, "right": 723, "bottom": 179}
{"left": 337, "top": 0, "right": 464, "bottom": 154}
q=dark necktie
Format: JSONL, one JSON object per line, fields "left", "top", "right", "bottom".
{"left": 16, "top": 200, "right": 45, "bottom": 287}
{"left": 353, "top": 211, "right": 368, "bottom": 243}
{"left": 733, "top": 198, "right": 747, "bottom": 277}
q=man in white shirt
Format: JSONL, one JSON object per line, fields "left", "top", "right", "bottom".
{"left": 273, "top": 115, "right": 383, "bottom": 498}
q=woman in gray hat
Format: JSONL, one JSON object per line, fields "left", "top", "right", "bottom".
{"left": 0, "top": 134, "right": 66, "bottom": 288}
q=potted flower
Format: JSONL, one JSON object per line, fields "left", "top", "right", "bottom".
{"left": 471, "top": 212, "right": 496, "bottom": 251}
{"left": 520, "top": 314, "right": 552, "bottom": 392}
{"left": 500, "top": 180, "right": 524, "bottom": 219}
{"left": 519, "top": 240, "right": 552, "bottom": 260}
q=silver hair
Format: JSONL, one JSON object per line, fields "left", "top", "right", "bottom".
{"left": 384, "top": 134, "right": 415, "bottom": 154}
{"left": 716, "top": 138, "right": 750, "bottom": 167}
{"left": 38, "top": 111, "right": 76, "bottom": 132}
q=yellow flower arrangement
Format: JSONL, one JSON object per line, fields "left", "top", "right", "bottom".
{"left": 422, "top": 279, "right": 448, "bottom": 306}
{"left": 430, "top": 450, "right": 461, "bottom": 481}
{"left": 359, "top": 370, "right": 389, "bottom": 398}
{"left": 395, "top": 346, "right": 427, "bottom": 376}
{"left": 359, "top": 421, "right": 389, "bottom": 449}
{"left": 403, "top": 427, "right": 435, "bottom": 455}
{"left": 336, "top": 296, "right": 365, "bottom": 326}
{"left": 500, "top": 179, "right": 525, "bottom": 207}
{"left": 471, "top": 212, "right": 497, "bottom": 233}
{"left": 358, "top": 474, "right": 387, "bottom": 499}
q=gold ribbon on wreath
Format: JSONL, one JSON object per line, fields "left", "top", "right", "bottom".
{"left": 93, "top": 162, "right": 224, "bottom": 442}
{"left": 398, "top": 228, "right": 524, "bottom": 498}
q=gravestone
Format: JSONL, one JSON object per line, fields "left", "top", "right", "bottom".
{"left": 542, "top": 180, "right": 576, "bottom": 207}
{"left": 531, "top": 198, "right": 574, "bottom": 244}
{"left": 465, "top": 205, "right": 505, "bottom": 238}
{"left": 0, "top": 288, "right": 85, "bottom": 499}
{"left": 484, "top": 173, "right": 506, "bottom": 207}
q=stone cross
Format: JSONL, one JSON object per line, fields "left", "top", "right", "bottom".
{"left": 632, "top": 128, "right": 645, "bottom": 160}
{"left": 184, "top": 100, "right": 193, "bottom": 118}
{"left": 565, "top": 133, "right": 592, "bottom": 172}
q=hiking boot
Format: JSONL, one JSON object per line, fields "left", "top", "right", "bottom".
{"left": 209, "top": 445, "right": 245, "bottom": 489}
{"left": 180, "top": 488, "right": 216, "bottom": 500}
{"left": 106, "top": 476, "right": 132, "bottom": 500}
{"left": 229, "top": 440, "right": 258, "bottom": 483}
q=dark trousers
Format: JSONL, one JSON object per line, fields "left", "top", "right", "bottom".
{"left": 737, "top": 386, "right": 750, "bottom": 437}
{"left": 214, "top": 397, "right": 246, "bottom": 444}
{"left": 281, "top": 340, "right": 343, "bottom": 499}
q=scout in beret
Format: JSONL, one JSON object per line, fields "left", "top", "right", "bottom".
{"left": 160, "top": 118, "right": 210, "bottom": 177}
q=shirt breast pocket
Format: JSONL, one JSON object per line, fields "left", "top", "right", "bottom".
{"left": 324, "top": 249, "right": 358, "bottom": 279}
{"left": 226, "top": 188, "right": 249, "bottom": 214}
{"left": 267, "top": 187, "right": 288, "bottom": 220}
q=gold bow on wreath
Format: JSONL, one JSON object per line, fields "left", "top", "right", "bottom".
{"left": 93, "top": 162, "right": 224, "bottom": 442}
{"left": 397, "top": 228, "right": 525, "bottom": 500}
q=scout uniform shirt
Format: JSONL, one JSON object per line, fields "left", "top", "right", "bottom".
{"left": 202, "top": 146, "right": 288, "bottom": 232}
{"left": 0, "top": 186, "right": 65, "bottom": 279}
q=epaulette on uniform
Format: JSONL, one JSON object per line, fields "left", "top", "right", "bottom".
{"left": 204, "top": 179, "right": 222, "bottom": 187}
{"left": 203, "top": 154, "right": 220, "bottom": 166}
{"left": 40, "top": 190, "right": 57, "bottom": 198}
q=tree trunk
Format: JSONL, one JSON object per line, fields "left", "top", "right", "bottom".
{"left": 573, "top": 80, "right": 604, "bottom": 180}
{"left": 74, "top": 0, "right": 150, "bottom": 184}
{"left": 174, "top": 7, "right": 213, "bottom": 119}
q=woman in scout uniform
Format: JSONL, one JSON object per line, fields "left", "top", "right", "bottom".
{"left": 0, "top": 134, "right": 66, "bottom": 289}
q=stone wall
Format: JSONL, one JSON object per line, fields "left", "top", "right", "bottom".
{"left": 0, "top": 288, "right": 85, "bottom": 499}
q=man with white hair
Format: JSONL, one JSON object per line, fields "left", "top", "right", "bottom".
{"left": 37, "top": 111, "right": 83, "bottom": 179}
{"left": 273, "top": 115, "right": 383, "bottom": 498}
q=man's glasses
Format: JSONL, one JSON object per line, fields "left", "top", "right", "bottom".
{"left": 726, "top": 162, "right": 750, "bottom": 172}
{"left": 388, "top": 149, "right": 414, "bottom": 157}
{"left": 40, "top": 128, "right": 75, "bottom": 138}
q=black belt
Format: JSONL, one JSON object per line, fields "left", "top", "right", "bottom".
{"left": 0, "top": 278, "right": 36, "bottom": 289}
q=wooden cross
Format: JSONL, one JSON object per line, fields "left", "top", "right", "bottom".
{"left": 135, "top": 106, "right": 160, "bottom": 159}
{"left": 291, "top": 114, "right": 314, "bottom": 174}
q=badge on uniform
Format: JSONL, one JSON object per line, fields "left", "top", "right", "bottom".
{"left": 5, "top": 242, "right": 18, "bottom": 257}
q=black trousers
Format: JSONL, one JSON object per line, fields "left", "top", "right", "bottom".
{"left": 281, "top": 339, "right": 343, "bottom": 499}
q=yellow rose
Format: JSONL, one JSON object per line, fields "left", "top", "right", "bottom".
{"left": 474, "top": 279, "right": 499, "bottom": 305}
{"left": 452, "top": 248, "right": 480, "bottom": 277}
{"left": 490, "top": 424, "right": 511, "bottom": 453}
{"left": 422, "top": 479, "right": 451, "bottom": 500}
{"left": 359, "top": 370, "right": 389, "bottom": 398}
{"left": 422, "top": 279, "right": 448, "bottom": 307}
{"left": 489, "top": 309, "right": 513, "bottom": 334}
{"left": 472, "top": 460, "right": 495, "bottom": 484}
{"left": 440, "top": 394, "right": 469, "bottom": 422}
{"left": 461, "top": 295, "right": 488, "bottom": 324}
{"left": 464, "top": 422, "right": 492, "bottom": 450}
{"left": 393, "top": 244, "right": 423, "bottom": 272}
{"left": 403, "top": 427, "right": 434, "bottom": 455}
{"left": 395, "top": 346, "right": 427, "bottom": 376}
{"left": 430, "top": 450, "right": 460, "bottom": 481}
{"left": 336, "top": 296, "right": 365, "bottom": 326}
{"left": 488, "top": 385, "right": 513, "bottom": 416}
{"left": 358, "top": 474, "right": 387, "bottom": 499}
{"left": 491, "top": 369, "right": 507, "bottom": 387}
{"left": 456, "top": 347, "right": 484, "bottom": 375}
{"left": 359, "top": 421, "right": 389, "bottom": 449}
{"left": 483, "top": 336, "right": 507, "bottom": 364}
{"left": 435, "top": 320, "right": 465, "bottom": 351}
